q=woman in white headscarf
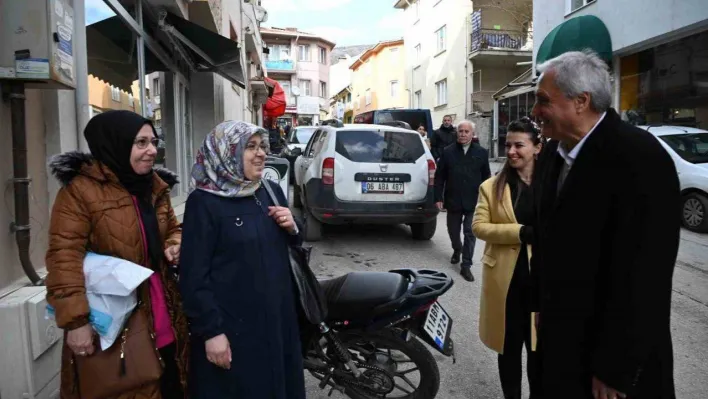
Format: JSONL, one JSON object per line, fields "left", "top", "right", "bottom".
{"left": 179, "top": 121, "right": 306, "bottom": 399}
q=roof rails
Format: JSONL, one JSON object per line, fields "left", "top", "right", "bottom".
{"left": 378, "top": 120, "right": 412, "bottom": 130}
{"left": 320, "top": 119, "right": 344, "bottom": 128}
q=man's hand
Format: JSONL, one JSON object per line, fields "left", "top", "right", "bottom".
{"left": 436, "top": 201, "right": 444, "bottom": 210}
{"left": 592, "top": 376, "right": 626, "bottom": 399}
{"left": 67, "top": 324, "right": 95, "bottom": 357}
{"left": 205, "top": 334, "right": 232, "bottom": 370}
{"left": 164, "top": 245, "right": 180, "bottom": 264}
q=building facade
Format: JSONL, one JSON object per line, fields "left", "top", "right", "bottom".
{"left": 328, "top": 51, "right": 366, "bottom": 122}
{"left": 350, "top": 40, "right": 408, "bottom": 115}
{"left": 533, "top": 0, "right": 708, "bottom": 130}
{"left": 260, "top": 27, "right": 335, "bottom": 127}
{"left": 0, "top": 0, "right": 268, "bottom": 295}
{"left": 394, "top": 0, "right": 532, "bottom": 153}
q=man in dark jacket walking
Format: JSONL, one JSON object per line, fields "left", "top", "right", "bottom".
{"left": 435, "top": 120, "right": 491, "bottom": 282}
{"left": 530, "top": 50, "right": 680, "bottom": 398}
{"left": 430, "top": 115, "right": 458, "bottom": 160}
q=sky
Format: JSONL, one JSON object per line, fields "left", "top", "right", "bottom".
{"left": 84, "top": 0, "right": 403, "bottom": 47}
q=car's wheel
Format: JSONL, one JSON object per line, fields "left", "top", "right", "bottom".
{"left": 304, "top": 207, "right": 322, "bottom": 241}
{"left": 410, "top": 219, "right": 437, "bottom": 240}
{"left": 293, "top": 184, "right": 303, "bottom": 208}
{"left": 682, "top": 193, "right": 708, "bottom": 233}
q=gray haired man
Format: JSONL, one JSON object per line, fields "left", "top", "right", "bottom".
{"left": 434, "top": 120, "right": 491, "bottom": 282}
{"left": 530, "top": 50, "right": 680, "bottom": 398}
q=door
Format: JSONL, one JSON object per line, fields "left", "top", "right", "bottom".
{"left": 294, "top": 129, "right": 322, "bottom": 186}
{"left": 174, "top": 74, "right": 193, "bottom": 195}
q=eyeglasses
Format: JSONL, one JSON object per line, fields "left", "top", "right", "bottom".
{"left": 134, "top": 137, "right": 160, "bottom": 149}
{"left": 245, "top": 142, "right": 269, "bottom": 154}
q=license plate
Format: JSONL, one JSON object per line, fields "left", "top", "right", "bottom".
{"left": 361, "top": 182, "right": 404, "bottom": 194}
{"left": 423, "top": 302, "right": 452, "bottom": 350}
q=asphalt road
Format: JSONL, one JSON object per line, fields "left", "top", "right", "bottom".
{"left": 289, "top": 185, "right": 708, "bottom": 398}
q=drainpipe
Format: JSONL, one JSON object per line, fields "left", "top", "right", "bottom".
{"left": 6, "top": 83, "right": 43, "bottom": 286}
{"left": 465, "top": 13, "right": 470, "bottom": 117}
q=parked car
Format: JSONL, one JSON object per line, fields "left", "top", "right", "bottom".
{"left": 282, "top": 126, "right": 318, "bottom": 182}
{"left": 293, "top": 123, "right": 439, "bottom": 241}
{"left": 640, "top": 125, "right": 708, "bottom": 233}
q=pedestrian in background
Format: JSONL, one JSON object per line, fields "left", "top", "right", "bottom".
{"left": 473, "top": 117, "right": 542, "bottom": 399}
{"left": 435, "top": 120, "right": 492, "bottom": 282}
{"left": 530, "top": 50, "right": 680, "bottom": 398}
{"left": 179, "top": 121, "right": 306, "bottom": 399}
{"left": 418, "top": 124, "right": 431, "bottom": 149}
{"left": 430, "top": 114, "right": 457, "bottom": 161}
{"left": 45, "top": 110, "right": 189, "bottom": 398}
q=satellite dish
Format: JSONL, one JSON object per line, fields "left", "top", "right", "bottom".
{"left": 291, "top": 86, "right": 301, "bottom": 96}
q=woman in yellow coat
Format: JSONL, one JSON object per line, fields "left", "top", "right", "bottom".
{"left": 472, "top": 117, "right": 542, "bottom": 399}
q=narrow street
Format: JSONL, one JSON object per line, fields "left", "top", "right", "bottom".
{"left": 292, "top": 182, "right": 708, "bottom": 399}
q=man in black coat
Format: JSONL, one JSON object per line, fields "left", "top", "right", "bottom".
{"left": 530, "top": 50, "right": 680, "bottom": 399}
{"left": 435, "top": 120, "right": 491, "bottom": 282}
{"left": 430, "top": 114, "right": 458, "bottom": 161}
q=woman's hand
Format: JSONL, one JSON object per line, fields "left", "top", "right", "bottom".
{"left": 205, "top": 334, "right": 232, "bottom": 370}
{"left": 164, "top": 245, "right": 180, "bottom": 264}
{"left": 268, "top": 206, "right": 297, "bottom": 234}
{"left": 67, "top": 324, "right": 95, "bottom": 357}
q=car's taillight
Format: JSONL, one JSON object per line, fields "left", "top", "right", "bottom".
{"left": 427, "top": 159, "right": 436, "bottom": 186}
{"left": 322, "top": 157, "right": 335, "bottom": 185}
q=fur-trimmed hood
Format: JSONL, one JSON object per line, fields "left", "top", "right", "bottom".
{"left": 49, "top": 151, "right": 179, "bottom": 188}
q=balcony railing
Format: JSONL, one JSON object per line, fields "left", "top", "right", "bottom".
{"left": 265, "top": 59, "right": 295, "bottom": 71}
{"left": 470, "top": 29, "right": 529, "bottom": 53}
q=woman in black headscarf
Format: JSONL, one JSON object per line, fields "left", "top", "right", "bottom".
{"left": 46, "top": 110, "right": 190, "bottom": 399}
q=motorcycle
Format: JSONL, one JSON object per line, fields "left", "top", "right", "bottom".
{"left": 303, "top": 269, "right": 455, "bottom": 398}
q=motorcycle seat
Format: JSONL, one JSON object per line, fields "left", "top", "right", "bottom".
{"left": 319, "top": 272, "right": 408, "bottom": 321}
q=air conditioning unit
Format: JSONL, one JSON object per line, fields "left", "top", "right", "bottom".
{"left": 0, "top": 0, "right": 76, "bottom": 89}
{"left": 0, "top": 287, "right": 62, "bottom": 399}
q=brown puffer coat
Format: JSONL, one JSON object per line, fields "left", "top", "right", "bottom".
{"left": 45, "top": 152, "right": 189, "bottom": 399}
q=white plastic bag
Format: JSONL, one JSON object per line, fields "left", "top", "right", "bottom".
{"left": 46, "top": 252, "right": 153, "bottom": 350}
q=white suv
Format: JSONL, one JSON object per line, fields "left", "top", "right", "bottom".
{"left": 293, "top": 124, "right": 439, "bottom": 241}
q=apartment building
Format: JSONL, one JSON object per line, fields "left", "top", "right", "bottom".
{"left": 350, "top": 39, "right": 408, "bottom": 115}
{"left": 260, "top": 27, "right": 336, "bottom": 126}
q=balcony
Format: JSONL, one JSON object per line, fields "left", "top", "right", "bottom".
{"left": 469, "top": 28, "right": 532, "bottom": 65}
{"left": 265, "top": 59, "right": 296, "bottom": 73}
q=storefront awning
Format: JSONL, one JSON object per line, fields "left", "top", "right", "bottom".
{"left": 536, "top": 15, "right": 612, "bottom": 67}
{"left": 160, "top": 12, "right": 245, "bottom": 88}
{"left": 87, "top": 16, "right": 172, "bottom": 93}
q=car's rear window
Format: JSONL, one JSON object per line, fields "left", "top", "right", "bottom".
{"left": 335, "top": 130, "right": 425, "bottom": 163}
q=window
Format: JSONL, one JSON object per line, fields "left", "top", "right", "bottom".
{"left": 335, "top": 130, "right": 426, "bottom": 163}
{"left": 128, "top": 94, "right": 134, "bottom": 106}
{"left": 390, "top": 81, "right": 399, "bottom": 97}
{"left": 346, "top": 92, "right": 352, "bottom": 103}
{"left": 390, "top": 47, "right": 399, "bottom": 63}
{"left": 569, "top": 0, "right": 596, "bottom": 12}
{"left": 301, "top": 80, "right": 312, "bottom": 96}
{"left": 111, "top": 86, "right": 120, "bottom": 102}
{"left": 435, "top": 79, "right": 447, "bottom": 106}
{"left": 267, "top": 44, "right": 291, "bottom": 61}
{"left": 415, "top": 44, "right": 421, "bottom": 64}
{"left": 365, "top": 89, "right": 372, "bottom": 105}
{"left": 414, "top": 90, "right": 422, "bottom": 108}
{"left": 318, "top": 47, "right": 327, "bottom": 64}
{"left": 414, "top": 0, "right": 420, "bottom": 21}
{"left": 298, "top": 45, "right": 311, "bottom": 62}
{"left": 320, "top": 81, "right": 327, "bottom": 98}
{"left": 153, "top": 78, "right": 160, "bottom": 97}
{"left": 435, "top": 26, "right": 447, "bottom": 53}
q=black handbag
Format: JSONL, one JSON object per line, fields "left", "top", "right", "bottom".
{"left": 262, "top": 181, "right": 328, "bottom": 325}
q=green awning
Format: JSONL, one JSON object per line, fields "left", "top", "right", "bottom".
{"left": 536, "top": 15, "right": 612, "bottom": 66}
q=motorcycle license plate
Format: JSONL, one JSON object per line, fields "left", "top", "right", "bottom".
{"left": 423, "top": 302, "right": 452, "bottom": 350}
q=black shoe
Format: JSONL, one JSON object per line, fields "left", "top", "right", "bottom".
{"left": 460, "top": 268, "right": 475, "bottom": 282}
{"left": 450, "top": 251, "right": 461, "bottom": 264}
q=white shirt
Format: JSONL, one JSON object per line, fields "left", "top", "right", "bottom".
{"left": 462, "top": 142, "right": 471, "bottom": 155}
{"left": 556, "top": 112, "right": 606, "bottom": 191}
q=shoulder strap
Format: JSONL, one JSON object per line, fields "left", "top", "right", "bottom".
{"left": 262, "top": 180, "right": 281, "bottom": 207}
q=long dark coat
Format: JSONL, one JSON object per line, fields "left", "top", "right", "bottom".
{"left": 434, "top": 142, "right": 492, "bottom": 213}
{"left": 530, "top": 109, "right": 680, "bottom": 398}
{"left": 179, "top": 181, "right": 306, "bottom": 399}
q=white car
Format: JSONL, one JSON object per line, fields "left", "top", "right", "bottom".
{"left": 293, "top": 123, "right": 439, "bottom": 241}
{"left": 640, "top": 125, "right": 708, "bottom": 233}
{"left": 282, "top": 126, "right": 318, "bottom": 183}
